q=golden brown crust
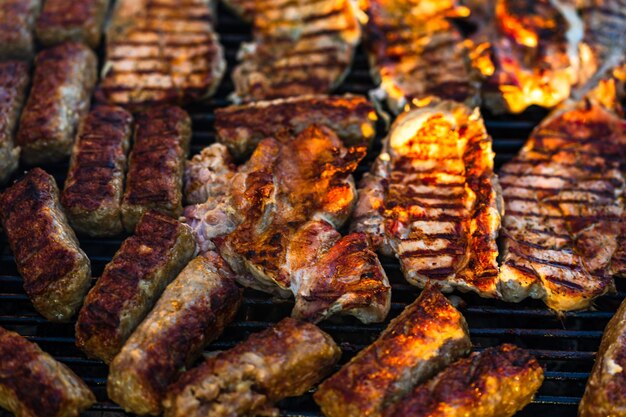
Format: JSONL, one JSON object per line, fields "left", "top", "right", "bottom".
{"left": 0, "top": 0, "right": 40, "bottom": 60}
{"left": 35, "top": 0, "right": 109, "bottom": 48}
{"left": 0, "top": 61, "right": 29, "bottom": 184}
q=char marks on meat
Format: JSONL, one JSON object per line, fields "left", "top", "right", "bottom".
{"left": 35, "top": 0, "right": 109, "bottom": 48}
{"left": 0, "top": 61, "right": 29, "bottom": 184}
{"left": 0, "top": 0, "right": 40, "bottom": 60}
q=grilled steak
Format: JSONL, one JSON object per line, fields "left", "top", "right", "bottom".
{"left": 35, "top": 0, "right": 109, "bottom": 48}
{"left": 0, "top": 61, "right": 29, "bottom": 184}
{"left": 96, "top": 0, "right": 225, "bottom": 109}
{"left": 75, "top": 211, "right": 195, "bottom": 363}
{"left": 16, "top": 42, "right": 97, "bottom": 165}
{"left": 163, "top": 317, "right": 341, "bottom": 417}
{"left": 62, "top": 106, "right": 133, "bottom": 237}
{"left": 0, "top": 0, "right": 40, "bottom": 60}
{"left": 0, "top": 326, "right": 95, "bottom": 417}
{"left": 351, "top": 98, "right": 502, "bottom": 297}
{"left": 108, "top": 252, "right": 242, "bottom": 416}
{"left": 184, "top": 143, "right": 235, "bottom": 205}
{"left": 314, "top": 284, "right": 471, "bottom": 417}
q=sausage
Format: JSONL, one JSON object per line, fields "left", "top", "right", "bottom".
{"left": 35, "top": 0, "right": 109, "bottom": 48}
{"left": 0, "top": 168, "right": 92, "bottom": 322}
{"left": 0, "top": 326, "right": 95, "bottom": 417}
{"left": 108, "top": 252, "right": 243, "bottom": 415}
{"left": 0, "top": 61, "right": 29, "bottom": 184}
{"left": 75, "top": 211, "right": 195, "bottom": 363}
{"left": 0, "top": 0, "right": 40, "bottom": 60}
{"left": 163, "top": 317, "right": 341, "bottom": 417}
{"left": 15, "top": 42, "right": 97, "bottom": 165}
{"left": 61, "top": 105, "right": 133, "bottom": 237}
{"left": 121, "top": 106, "right": 191, "bottom": 232}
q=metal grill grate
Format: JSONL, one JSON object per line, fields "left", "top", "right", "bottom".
{"left": 1, "top": 5, "right": 624, "bottom": 417}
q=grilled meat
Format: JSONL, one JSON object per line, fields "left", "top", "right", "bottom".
{"left": 314, "top": 284, "right": 471, "bottom": 417}
{"left": 214, "top": 94, "right": 377, "bottom": 159}
{"left": 579, "top": 297, "right": 626, "bottom": 417}
{"left": 0, "top": 61, "right": 29, "bottom": 184}
{"left": 0, "top": 169, "right": 91, "bottom": 322}
{"left": 108, "top": 252, "right": 242, "bottom": 416}
{"left": 0, "top": 326, "right": 95, "bottom": 417}
{"left": 121, "top": 106, "right": 191, "bottom": 233}
{"left": 381, "top": 344, "right": 544, "bottom": 417}
{"left": 96, "top": 0, "right": 225, "bottom": 110}
{"left": 184, "top": 143, "right": 235, "bottom": 205}
{"left": 219, "top": 0, "right": 254, "bottom": 21}
{"left": 62, "top": 106, "right": 133, "bottom": 237}
{"left": 75, "top": 211, "right": 195, "bottom": 363}
{"left": 0, "top": 0, "right": 40, "bottom": 60}
{"left": 351, "top": 98, "right": 502, "bottom": 297}
{"left": 35, "top": 0, "right": 109, "bottom": 48}
{"left": 611, "top": 212, "right": 626, "bottom": 277}
{"left": 163, "top": 317, "right": 341, "bottom": 417}
{"left": 16, "top": 42, "right": 97, "bottom": 165}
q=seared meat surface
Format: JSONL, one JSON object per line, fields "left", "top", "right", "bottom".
{"left": 0, "top": 0, "right": 40, "bottom": 60}
{"left": 184, "top": 143, "right": 235, "bottom": 205}
{"left": 0, "top": 61, "right": 29, "bottom": 184}
{"left": 35, "top": 0, "right": 109, "bottom": 48}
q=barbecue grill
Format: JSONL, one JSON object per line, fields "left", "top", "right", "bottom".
{"left": 1, "top": 4, "right": 624, "bottom": 417}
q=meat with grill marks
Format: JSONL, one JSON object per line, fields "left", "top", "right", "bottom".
{"left": 498, "top": 98, "right": 626, "bottom": 312}
{"left": 35, "top": 0, "right": 109, "bottom": 48}
{"left": 351, "top": 98, "right": 502, "bottom": 298}
{"left": 0, "top": 61, "right": 29, "bottom": 185}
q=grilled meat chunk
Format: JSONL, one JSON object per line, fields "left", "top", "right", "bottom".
{"left": 35, "top": 0, "right": 109, "bottom": 48}
{"left": 351, "top": 98, "right": 502, "bottom": 297}
{"left": 611, "top": 212, "right": 626, "bottom": 277}
{"left": 314, "top": 284, "right": 471, "bottom": 417}
{"left": 0, "top": 168, "right": 91, "bottom": 322}
{"left": 0, "top": 0, "right": 40, "bottom": 60}
{"left": 62, "top": 106, "right": 133, "bottom": 237}
{"left": 16, "top": 42, "right": 97, "bottom": 165}
{"left": 0, "top": 61, "right": 29, "bottom": 184}
{"left": 108, "top": 252, "right": 242, "bottom": 415}
{"left": 214, "top": 94, "right": 377, "bottom": 159}
{"left": 0, "top": 326, "right": 95, "bottom": 417}
{"left": 184, "top": 143, "right": 235, "bottom": 205}
{"left": 96, "top": 0, "right": 225, "bottom": 109}
{"left": 382, "top": 344, "right": 544, "bottom": 417}
{"left": 163, "top": 317, "right": 341, "bottom": 417}
{"left": 75, "top": 211, "right": 195, "bottom": 363}
{"left": 121, "top": 106, "right": 191, "bottom": 233}
{"left": 498, "top": 99, "right": 626, "bottom": 311}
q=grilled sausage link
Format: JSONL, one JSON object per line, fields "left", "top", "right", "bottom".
{"left": 108, "top": 252, "right": 243, "bottom": 415}
{"left": 16, "top": 42, "right": 97, "bottom": 165}
{"left": 0, "top": 0, "right": 40, "bottom": 60}
{"left": 62, "top": 105, "right": 133, "bottom": 237}
{"left": 75, "top": 211, "right": 195, "bottom": 363}
{"left": 0, "top": 326, "right": 95, "bottom": 417}
{"left": 0, "top": 61, "right": 29, "bottom": 184}
{"left": 35, "top": 0, "right": 109, "bottom": 48}
{"left": 163, "top": 317, "right": 341, "bottom": 417}
{"left": 0, "top": 168, "right": 92, "bottom": 322}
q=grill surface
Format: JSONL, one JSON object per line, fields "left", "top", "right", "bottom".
{"left": 1, "top": 5, "right": 625, "bottom": 417}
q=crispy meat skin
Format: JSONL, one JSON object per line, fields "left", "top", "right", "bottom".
{"left": 0, "top": 0, "right": 40, "bottom": 60}
{"left": 498, "top": 99, "right": 626, "bottom": 311}
{"left": 35, "top": 0, "right": 109, "bottom": 48}
{"left": 0, "top": 326, "right": 95, "bottom": 417}
{"left": 121, "top": 106, "right": 191, "bottom": 232}
{"left": 0, "top": 61, "right": 29, "bottom": 184}
{"left": 382, "top": 344, "right": 544, "bottom": 417}
{"left": 15, "top": 42, "right": 97, "bottom": 165}
{"left": 108, "top": 252, "right": 242, "bottom": 415}
{"left": 62, "top": 106, "right": 133, "bottom": 237}
{"left": 215, "top": 94, "right": 377, "bottom": 159}
{"left": 0, "top": 168, "right": 91, "bottom": 322}
{"left": 163, "top": 317, "right": 341, "bottom": 417}
{"left": 314, "top": 285, "right": 471, "bottom": 417}
{"left": 75, "top": 211, "right": 195, "bottom": 363}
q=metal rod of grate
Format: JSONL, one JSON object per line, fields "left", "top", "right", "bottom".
{"left": 1, "top": 5, "right": 624, "bottom": 417}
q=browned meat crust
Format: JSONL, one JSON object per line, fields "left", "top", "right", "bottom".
{"left": 314, "top": 284, "right": 471, "bottom": 417}
{"left": 75, "top": 211, "right": 195, "bottom": 363}
{"left": 0, "top": 168, "right": 92, "bottom": 322}
{"left": 61, "top": 106, "right": 133, "bottom": 237}
{"left": 611, "top": 212, "right": 626, "bottom": 277}
{"left": 108, "top": 252, "right": 242, "bottom": 415}
{"left": 121, "top": 106, "right": 191, "bottom": 233}
{"left": 214, "top": 94, "right": 377, "bottom": 159}
{"left": 15, "top": 42, "right": 97, "bottom": 165}
{"left": 382, "top": 344, "right": 544, "bottom": 417}
{"left": 163, "top": 317, "right": 341, "bottom": 417}
{"left": 0, "top": 61, "right": 29, "bottom": 184}
{"left": 0, "top": 0, "right": 40, "bottom": 60}
{"left": 0, "top": 326, "right": 95, "bottom": 417}
{"left": 35, "top": 0, "right": 109, "bottom": 48}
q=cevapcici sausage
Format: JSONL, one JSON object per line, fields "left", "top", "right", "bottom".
{"left": 35, "top": 0, "right": 110, "bottom": 48}
{"left": 0, "top": 0, "right": 40, "bottom": 60}
{"left": 0, "top": 61, "right": 29, "bottom": 184}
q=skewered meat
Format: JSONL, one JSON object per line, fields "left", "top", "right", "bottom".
{"left": 214, "top": 94, "right": 377, "bottom": 159}
{"left": 314, "top": 284, "right": 471, "bottom": 417}
{"left": 75, "top": 211, "right": 195, "bottom": 363}
{"left": 35, "top": 0, "right": 109, "bottom": 48}
{"left": 381, "top": 344, "right": 544, "bottom": 417}
{"left": 0, "top": 168, "right": 91, "bottom": 322}
{"left": 62, "top": 106, "right": 133, "bottom": 237}
{"left": 184, "top": 143, "right": 235, "bottom": 205}
{"left": 15, "top": 42, "right": 97, "bottom": 165}
{"left": 351, "top": 98, "right": 502, "bottom": 298}
{"left": 96, "top": 0, "right": 225, "bottom": 109}
{"left": 0, "top": 0, "right": 40, "bottom": 60}
{"left": 108, "top": 251, "right": 242, "bottom": 416}
{"left": 0, "top": 61, "right": 29, "bottom": 184}
{"left": 0, "top": 326, "right": 95, "bottom": 417}
{"left": 163, "top": 317, "right": 341, "bottom": 417}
